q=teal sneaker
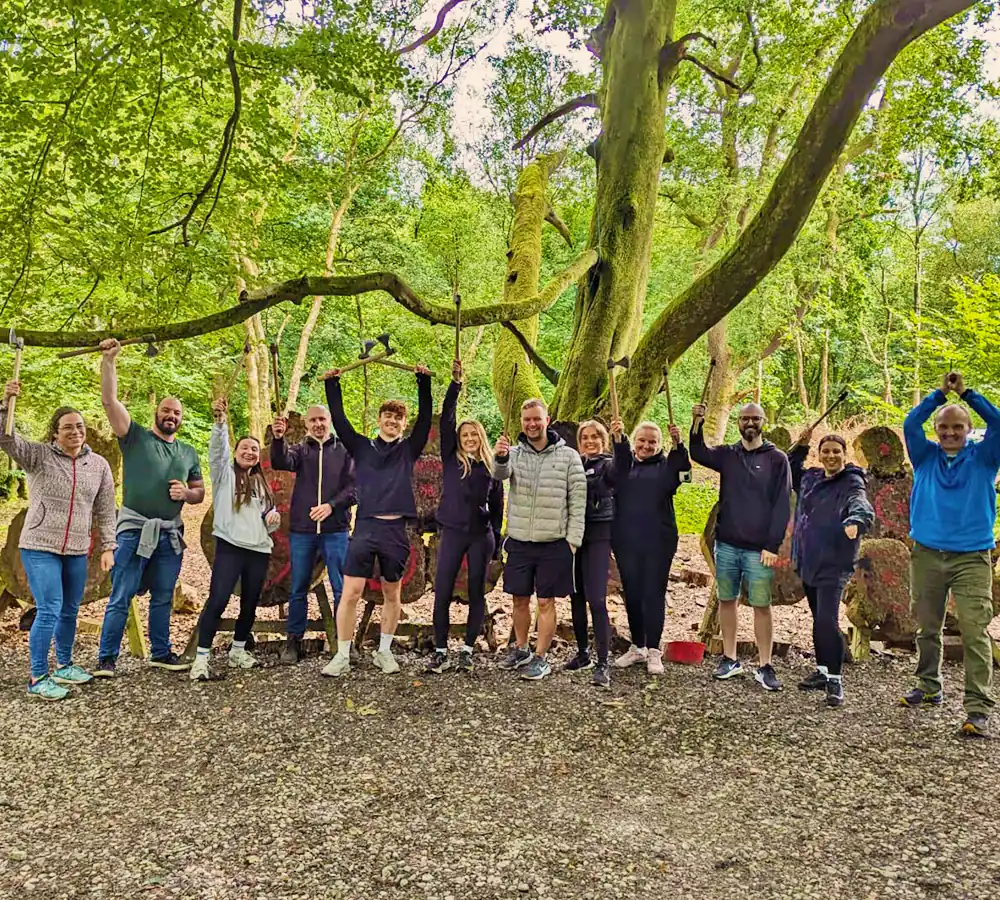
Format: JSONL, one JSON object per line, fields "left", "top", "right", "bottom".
{"left": 51, "top": 664, "right": 93, "bottom": 686}
{"left": 27, "top": 676, "right": 70, "bottom": 701}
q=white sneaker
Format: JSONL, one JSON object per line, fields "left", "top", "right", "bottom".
{"left": 646, "top": 648, "right": 664, "bottom": 675}
{"left": 228, "top": 648, "right": 258, "bottom": 669}
{"left": 322, "top": 653, "right": 351, "bottom": 677}
{"left": 372, "top": 649, "right": 400, "bottom": 675}
{"left": 189, "top": 655, "right": 212, "bottom": 682}
{"left": 614, "top": 645, "right": 648, "bottom": 669}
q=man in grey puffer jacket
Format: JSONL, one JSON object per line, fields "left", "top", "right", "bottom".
{"left": 493, "top": 398, "right": 586, "bottom": 681}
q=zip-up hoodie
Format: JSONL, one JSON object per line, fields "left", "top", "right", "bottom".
{"left": 611, "top": 437, "right": 691, "bottom": 548}
{"left": 436, "top": 380, "right": 503, "bottom": 539}
{"left": 689, "top": 425, "right": 791, "bottom": 554}
{"left": 0, "top": 426, "right": 116, "bottom": 555}
{"left": 494, "top": 428, "right": 587, "bottom": 546}
{"left": 270, "top": 432, "right": 356, "bottom": 533}
{"left": 789, "top": 446, "right": 874, "bottom": 585}
{"left": 210, "top": 424, "right": 280, "bottom": 553}
{"left": 326, "top": 373, "right": 432, "bottom": 518}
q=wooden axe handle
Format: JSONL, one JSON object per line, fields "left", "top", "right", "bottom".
{"left": 454, "top": 295, "right": 462, "bottom": 362}
{"left": 789, "top": 391, "right": 850, "bottom": 451}
{"left": 663, "top": 366, "right": 675, "bottom": 427}
{"left": 607, "top": 367, "right": 621, "bottom": 442}
{"left": 370, "top": 357, "right": 436, "bottom": 378}
{"left": 699, "top": 358, "right": 717, "bottom": 405}
{"left": 5, "top": 346, "right": 22, "bottom": 436}
{"left": 318, "top": 350, "right": 391, "bottom": 380}
{"left": 503, "top": 362, "right": 519, "bottom": 438}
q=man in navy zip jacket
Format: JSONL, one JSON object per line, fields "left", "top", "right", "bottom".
{"left": 321, "top": 365, "right": 432, "bottom": 677}
{"left": 690, "top": 401, "right": 791, "bottom": 691}
{"left": 900, "top": 371, "right": 999, "bottom": 738}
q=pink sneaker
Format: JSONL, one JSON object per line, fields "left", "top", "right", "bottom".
{"left": 614, "top": 645, "right": 648, "bottom": 668}
{"left": 646, "top": 648, "right": 664, "bottom": 675}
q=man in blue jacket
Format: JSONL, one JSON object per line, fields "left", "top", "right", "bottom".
{"left": 901, "top": 371, "right": 999, "bottom": 737}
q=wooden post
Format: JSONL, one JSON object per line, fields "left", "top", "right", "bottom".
{"left": 849, "top": 625, "right": 871, "bottom": 662}
{"left": 125, "top": 598, "right": 147, "bottom": 658}
{"left": 696, "top": 582, "right": 720, "bottom": 645}
{"left": 315, "top": 581, "right": 338, "bottom": 651}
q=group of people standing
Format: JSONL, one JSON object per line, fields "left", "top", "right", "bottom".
{"left": 0, "top": 341, "right": 996, "bottom": 734}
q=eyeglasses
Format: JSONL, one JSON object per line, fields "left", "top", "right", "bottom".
{"left": 58, "top": 423, "right": 85, "bottom": 433}
{"left": 739, "top": 417, "right": 763, "bottom": 424}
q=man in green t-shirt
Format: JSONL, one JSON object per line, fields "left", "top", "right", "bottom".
{"left": 94, "top": 338, "right": 204, "bottom": 677}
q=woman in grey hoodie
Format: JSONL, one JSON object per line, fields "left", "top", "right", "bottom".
{"left": 1, "top": 381, "right": 117, "bottom": 701}
{"left": 190, "top": 399, "right": 280, "bottom": 681}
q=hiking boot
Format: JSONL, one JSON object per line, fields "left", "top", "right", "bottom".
{"left": 91, "top": 658, "right": 116, "bottom": 678}
{"left": 614, "top": 645, "right": 648, "bottom": 669}
{"left": 321, "top": 653, "right": 350, "bottom": 677}
{"left": 565, "top": 650, "right": 593, "bottom": 672}
{"left": 498, "top": 646, "right": 532, "bottom": 670}
{"left": 372, "top": 649, "right": 401, "bottom": 675}
{"left": 755, "top": 664, "right": 782, "bottom": 692}
{"left": 713, "top": 657, "right": 743, "bottom": 680}
{"left": 27, "top": 676, "right": 69, "bottom": 701}
{"left": 899, "top": 687, "right": 943, "bottom": 708}
{"left": 51, "top": 664, "right": 93, "bottom": 686}
{"left": 426, "top": 651, "right": 450, "bottom": 674}
{"left": 228, "top": 647, "right": 258, "bottom": 669}
{"left": 189, "top": 654, "right": 221, "bottom": 682}
{"left": 646, "top": 648, "right": 664, "bottom": 676}
{"left": 520, "top": 655, "right": 552, "bottom": 681}
{"left": 592, "top": 662, "right": 611, "bottom": 689}
{"left": 825, "top": 678, "right": 844, "bottom": 708}
{"left": 798, "top": 670, "right": 829, "bottom": 691}
{"left": 457, "top": 649, "right": 474, "bottom": 673}
{"left": 961, "top": 713, "right": 990, "bottom": 738}
{"left": 279, "top": 636, "right": 301, "bottom": 666}
{"left": 149, "top": 652, "right": 191, "bottom": 672}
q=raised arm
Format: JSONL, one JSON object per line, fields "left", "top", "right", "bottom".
{"left": 904, "top": 386, "right": 946, "bottom": 469}
{"left": 565, "top": 452, "right": 587, "bottom": 549}
{"left": 99, "top": 339, "right": 132, "bottom": 438}
{"left": 324, "top": 374, "right": 364, "bottom": 457}
{"left": 269, "top": 416, "right": 301, "bottom": 472}
{"left": 963, "top": 386, "right": 1000, "bottom": 468}
{"left": 0, "top": 382, "right": 45, "bottom": 471}
{"left": 407, "top": 369, "right": 433, "bottom": 459}
{"left": 787, "top": 443, "right": 810, "bottom": 494}
{"left": 440, "top": 369, "right": 461, "bottom": 460}
{"left": 688, "top": 404, "right": 725, "bottom": 471}
{"left": 665, "top": 442, "right": 691, "bottom": 493}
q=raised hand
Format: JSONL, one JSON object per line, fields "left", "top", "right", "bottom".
{"left": 321, "top": 368, "right": 342, "bottom": 381}
{"left": 3, "top": 380, "right": 20, "bottom": 401}
{"left": 798, "top": 426, "right": 814, "bottom": 446}
{"left": 211, "top": 398, "right": 228, "bottom": 422}
{"left": 99, "top": 338, "right": 121, "bottom": 361}
{"left": 272, "top": 416, "right": 287, "bottom": 439}
{"left": 415, "top": 364, "right": 432, "bottom": 377}
{"left": 844, "top": 524, "right": 859, "bottom": 540}
{"left": 451, "top": 359, "right": 463, "bottom": 383}
{"left": 944, "top": 371, "right": 965, "bottom": 396}
{"left": 610, "top": 416, "right": 624, "bottom": 440}
{"left": 668, "top": 424, "right": 681, "bottom": 448}
{"left": 692, "top": 402, "right": 707, "bottom": 426}
{"left": 494, "top": 435, "right": 510, "bottom": 457}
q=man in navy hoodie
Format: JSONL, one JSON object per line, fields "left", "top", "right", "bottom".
{"left": 901, "top": 371, "right": 999, "bottom": 738}
{"left": 690, "top": 401, "right": 791, "bottom": 691}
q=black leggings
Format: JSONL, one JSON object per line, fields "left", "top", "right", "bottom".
{"left": 804, "top": 576, "right": 849, "bottom": 676}
{"left": 570, "top": 537, "right": 612, "bottom": 662}
{"left": 433, "top": 527, "right": 495, "bottom": 649}
{"left": 614, "top": 538, "right": 677, "bottom": 650}
{"left": 199, "top": 538, "right": 270, "bottom": 648}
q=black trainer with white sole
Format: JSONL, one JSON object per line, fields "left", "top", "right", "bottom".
{"left": 755, "top": 664, "right": 782, "bottom": 692}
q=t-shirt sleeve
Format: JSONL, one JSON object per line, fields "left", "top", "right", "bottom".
{"left": 186, "top": 446, "right": 203, "bottom": 483}
{"left": 118, "top": 420, "right": 142, "bottom": 450}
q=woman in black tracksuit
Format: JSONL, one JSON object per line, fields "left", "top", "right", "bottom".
{"left": 610, "top": 417, "right": 691, "bottom": 675}
{"left": 566, "top": 420, "right": 616, "bottom": 688}
{"left": 788, "top": 431, "right": 874, "bottom": 707}
{"left": 427, "top": 360, "right": 503, "bottom": 674}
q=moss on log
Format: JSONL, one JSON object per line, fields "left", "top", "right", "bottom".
{"left": 854, "top": 426, "right": 906, "bottom": 477}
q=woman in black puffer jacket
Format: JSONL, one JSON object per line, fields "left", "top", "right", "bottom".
{"left": 566, "top": 420, "right": 617, "bottom": 688}
{"left": 789, "top": 431, "right": 874, "bottom": 708}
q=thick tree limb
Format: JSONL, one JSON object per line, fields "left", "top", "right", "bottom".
{"left": 659, "top": 185, "right": 710, "bottom": 229}
{"left": 685, "top": 55, "right": 744, "bottom": 93}
{"left": 501, "top": 323, "right": 560, "bottom": 385}
{"left": 512, "top": 93, "right": 600, "bottom": 151}
{"left": 544, "top": 206, "right": 574, "bottom": 247}
{"left": 395, "top": 0, "right": 470, "bottom": 55}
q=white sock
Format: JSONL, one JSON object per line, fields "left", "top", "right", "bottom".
{"left": 462, "top": 644, "right": 475, "bottom": 654}
{"left": 231, "top": 640, "right": 246, "bottom": 652}
{"left": 816, "top": 664, "right": 829, "bottom": 676}
{"left": 435, "top": 647, "right": 447, "bottom": 654}
{"left": 196, "top": 647, "right": 210, "bottom": 657}
{"left": 337, "top": 640, "right": 351, "bottom": 657}
{"left": 379, "top": 633, "right": 393, "bottom": 653}
{"left": 828, "top": 674, "right": 842, "bottom": 682}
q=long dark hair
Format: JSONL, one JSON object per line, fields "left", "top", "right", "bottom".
{"left": 45, "top": 406, "right": 85, "bottom": 443}
{"left": 233, "top": 435, "right": 274, "bottom": 510}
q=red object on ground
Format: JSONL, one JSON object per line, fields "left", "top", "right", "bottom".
{"left": 666, "top": 640, "right": 706, "bottom": 665}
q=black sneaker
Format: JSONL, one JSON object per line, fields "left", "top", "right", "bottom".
{"left": 798, "top": 670, "right": 829, "bottom": 691}
{"left": 149, "top": 652, "right": 192, "bottom": 672}
{"left": 279, "top": 636, "right": 301, "bottom": 666}
{"left": 426, "top": 651, "right": 450, "bottom": 674}
{"left": 565, "top": 650, "right": 593, "bottom": 672}
{"left": 755, "top": 664, "right": 782, "bottom": 692}
{"left": 592, "top": 662, "right": 611, "bottom": 689}
{"left": 960, "top": 713, "right": 991, "bottom": 738}
{"left": 91, "top": 658, "right": 116, "bottom": 678}
{"left": 498, "top": 646, "right": 532, "bottom": 670}
{"left": 457, "top": 649, "right": 474, "bottom": 673}
{"left": 713, "top": 657, "right": 743, "bottom": 680}
{"left": 825, "top": 678, "right": 844, "bottom": 708}
{"left": 899, "top": 687, "right": 943, "bottom": 708}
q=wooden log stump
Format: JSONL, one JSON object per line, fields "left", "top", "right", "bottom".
{"left": 412, "top": 455, "right": 443, "bottom": 533}
{"left": 763, "top": 426, "right": 792, "bottom": 451}
{"left": 853, "top": 426, "right": 906, "bottom": 477}
{"left": 844, "top": 538, "right": 916, "bottom": 643}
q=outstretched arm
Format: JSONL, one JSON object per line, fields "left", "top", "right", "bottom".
{"left": 904, "top": 380, "right": 948, "bottom": 469}
{"left": 0, "top": 381, "right": 45, "bottom": 471}
{"left": 99, "top": 340, "right": 132, "bottom": 438}
{"left": 407, "top": 370, "right": 433, "bottom": 459}
{"left": 440, "top": 373, "right": 460, "bottom": 460}
{"left": 688, "top": 403, "right": 725, "bottom": 471}
{"left": 324, "top": 374, "right": 363, "bottom": 457}
{"left": 964, "top": 387, "right": 1000, "bottom": 468}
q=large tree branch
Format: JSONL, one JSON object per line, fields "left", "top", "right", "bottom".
{"left": 394, "top": 0, "right": 470, "bottom": 55}
{"left": 617, "top": 0, "right": 979, "bottom": 422}
{"left": 501, "top": 323, "right": 560, "bottom": 385}
{"left": 544, "top": 206, "right": 574, "bottom": 247}
{"left": 513, "top": 93, "right": 600, "bottom": 151}
{"left": 684, "top": 55, "right": 744, "bottom": 93}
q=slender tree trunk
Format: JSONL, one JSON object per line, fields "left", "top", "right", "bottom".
{"left": 244, "top": 314, "right": 270, "bottom": 437}
{"left": 912, "top": 231, "right": 923, "bottom": 406}
{"left": 795, "top": 327, "right": 810, "bottom": 412}
{"left": 705, "top": 321, "right": 737, "bottom": 444}
{"left": 883, "top": 309, "right": 894, "bottom": 405}
{"left": 755, "top": 360, "right": 763, "bottom": 404}
{"left": 820, "top": 327, "right": 830, "bottom": 412}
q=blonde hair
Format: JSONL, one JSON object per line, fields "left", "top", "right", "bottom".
{"left": 456, "top": 419, "right": 493, "bottom": 478}
{"left": 577, "top": 419, "right": 610, "bottom": 454}
{"left": 631, "top": 420, "right": 662, "bottom": 448}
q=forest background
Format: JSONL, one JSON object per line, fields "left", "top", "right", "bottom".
{"left": 3, "top": 0, "right": 1000, "bottom": 535}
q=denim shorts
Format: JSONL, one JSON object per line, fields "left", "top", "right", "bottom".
{"left": 714, "top": 540, "right": 774, "bottom": 607}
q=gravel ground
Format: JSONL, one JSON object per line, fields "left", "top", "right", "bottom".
{"left": 0, "top": 642, "right": 998, "bottom": 900}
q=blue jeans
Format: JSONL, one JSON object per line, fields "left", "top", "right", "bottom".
{"left": 98, "top": 529, "right": 184, "bottom": 661}
{"left": 287, "top": 530, "right": 348, "bottom": 637}
{"left": 714, "top": 540, "right": 774, "bottom": 607}
{"left": 21, "top": 550, "right": 89, "bottom": 679}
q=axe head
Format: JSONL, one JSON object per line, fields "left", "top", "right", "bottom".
{"left": 145, "top": 342, "right": 159, "bottom": 358}
{"left": 375, "top": 332, "right": 391, "bottom": 351}
{"left": 607, "top": 355, "right": 630, "bottom": 370}
{"left": 8, "top": 327, "right": 22, "bottom": 349}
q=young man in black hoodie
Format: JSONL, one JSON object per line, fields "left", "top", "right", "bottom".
{"left": 321, "top": 365, "right": 432, "bottom": 676}
{"left": 271, "top": 405, "right": 356, "bottom": 665}
{"left": 690, "top": 401, "right": 792, "bottom": 691}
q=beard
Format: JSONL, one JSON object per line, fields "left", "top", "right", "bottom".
{"left": 156, "top": 416, "right": 179, "bottom": 434}
{"left": 739, "top": 425, "right": 760, "bottom": 441}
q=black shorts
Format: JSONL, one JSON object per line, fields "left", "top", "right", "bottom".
{"left": 344, "top": 518, "right": 410, "bottom": 583}
{"left": 503, "top": 537, "right": 573, "bottom": 598}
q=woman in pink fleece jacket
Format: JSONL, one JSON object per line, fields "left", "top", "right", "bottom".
{"left": 1, "top": 381, "right": 117, "bottom": 700}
